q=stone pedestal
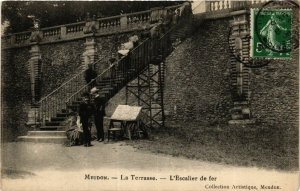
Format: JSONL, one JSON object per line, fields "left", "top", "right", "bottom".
{"left": 26, "top": 107, "right": 40, "bottom": 127}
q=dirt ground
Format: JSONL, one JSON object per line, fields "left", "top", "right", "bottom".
{"left": 1, "top": 141, "right": 299, "bottom": 191}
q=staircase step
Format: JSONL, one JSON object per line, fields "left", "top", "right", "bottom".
{"left": 18, "top": 135, "right": 67, "bottom": 144}
{"left": 45, "top": 121, "right": 62, "bottom": 126}
{"left": 100, "top": 87, "right": 114, "bottom": 91}
{"left": 57, "top": 113, "right": 69, "bottom": 117}
{"left": 28, "top": 131, "right": 66, "bottom": 136}
{"left": 51, "top": 117, "right": 66, "bottom": 122}
{"left": 40, "top": 126, "right": 66, "bottom": 130}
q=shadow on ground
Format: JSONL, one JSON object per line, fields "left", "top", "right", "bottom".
{"left": 2, "top": 168, "right": 36, "bottom": 179}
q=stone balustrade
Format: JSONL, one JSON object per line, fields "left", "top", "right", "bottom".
{"left": 2, "top": 4, "right": 181, "bottom": 49}
{"left": 207, "top": 0, "right": 269, "bottom": 12}
{"left": 205, "top": 0, "right": 269, "bottom": 19}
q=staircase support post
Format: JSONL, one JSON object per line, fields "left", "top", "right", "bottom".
{"left": 229, "top": 10, "right": 255, "bottom": 124}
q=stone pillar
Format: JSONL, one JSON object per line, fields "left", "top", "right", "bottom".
{"left": 82, "top": 13, "right": 99, "bottom": 71}
{"left": 29, "top": 44, "right": 42, "bottom": 103}
{"left": 205, "top": 1, "right": 212, "bottom": 12}
{"left": 83, "top": 37, "right": 98, "bottom": 70}
{"left": 26, "top": 44, "right": 42, "bottom": 126}
{"left": 27, "top": 18, "right": 43, "bottom": 126}
{"left": 120, "top": 15, "right": 128, "bottom": 30}
{"left": 61, "top": 26, "right": 67, "bottom": 39}
{"left": 229, "top": 10, "right": 255, "bottom": 125}
{"left": 150, "top": 7, "right": 164, "bottom": 24}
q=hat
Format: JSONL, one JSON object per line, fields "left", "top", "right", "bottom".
{"left": 118, "top": 49, "right": 129, "bottom": 56}
{"left": 90, "top": 87, "right": 99, "bottom": 94}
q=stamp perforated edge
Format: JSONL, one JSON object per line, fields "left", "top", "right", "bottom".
{"left": 250, "top": 8, "right": 293, "bottom": 60}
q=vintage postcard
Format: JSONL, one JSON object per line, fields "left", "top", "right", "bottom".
{"left": 1, "top": 0, "right": 299, "bottom": 191}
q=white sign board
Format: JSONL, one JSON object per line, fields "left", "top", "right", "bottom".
{"left": 110, "top": 105, "right": 142, "bottom": 121}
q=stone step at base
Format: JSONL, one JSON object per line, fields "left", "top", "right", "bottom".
{"left": 18, "top": 136, "right": 67, "bottom": 144}
{"left": 27, "top": 131, "right": 66, "bottom": 136}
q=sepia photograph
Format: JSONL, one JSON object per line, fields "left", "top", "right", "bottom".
{"left": 1, "top": 0, "right": 299, "bottom": 190}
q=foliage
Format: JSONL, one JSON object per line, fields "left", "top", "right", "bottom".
{"left": 1, "top": 1, "right": 182, "bottom": 34}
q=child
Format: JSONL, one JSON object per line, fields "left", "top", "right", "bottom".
{"left": 66, "top": 112, "right": 83, "bottom": 146}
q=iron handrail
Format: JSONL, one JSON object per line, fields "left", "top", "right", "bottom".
{"left": 65, "top": 22, "right": 177, "bottom": 106}
{"left": 38, "top": 57, "right": 106, "bottom": 103}
{"left": 65, "top": 38, "right": 150, "bottom": 105}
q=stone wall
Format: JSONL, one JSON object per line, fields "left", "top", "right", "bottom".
{"left": 250, "top": 53, "right": 299, "bottom": 126}
{"left": 40, "top": 41, "right": 84, "bottom": 96}
{"left": 2, "top": 31, "right": 139, "bottom": 141}
{"left": 164, "top": 19, "right": 233, "bottom": 126}
{"left": 163, "top": 17, "right": 298, "bottom": 129}
{"left": 1, "top": 48, "right": 32, "bottom": 141}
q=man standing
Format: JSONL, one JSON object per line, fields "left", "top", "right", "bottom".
{"left": 93, "top": 92, "right": 106, "bottom": 142}
{"left": 79, "top": 93, "right": 94, "bottom": 147}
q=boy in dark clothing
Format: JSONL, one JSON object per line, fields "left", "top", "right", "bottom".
{"left": 93, "top": 93, "right": 106, "bottom": 142}
{"left": 78, "top": 93, "right": 94, "bottom": 147}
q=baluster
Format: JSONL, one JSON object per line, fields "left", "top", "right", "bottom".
{"left": 212, "top": 2, "right": 216, "bottom": 11}
{"left": 221, "top": 1, "right": 224, "bottom": 10}
{"left": 46, "top": 99, "right": 48, "bottom": 122}
{"left": 137, "top": 15, "right": 141, "bottom": 23}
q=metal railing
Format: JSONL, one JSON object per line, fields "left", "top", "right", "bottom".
{"left": 36, "top": 57, "right": 106, "bottom": 125}
{"left": 65, "top": 24, "right": 175, "bottom": 110}
{"left": 33, "top": 2, "right": 188, "bottom": 126}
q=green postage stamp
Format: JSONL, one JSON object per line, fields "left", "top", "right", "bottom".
{"left": 251, "top": 9, "right": 292, "bottom": 59}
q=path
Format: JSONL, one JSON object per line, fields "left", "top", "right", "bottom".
{"left": 1, "top": 142, "right": 299, "bottom": 191}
